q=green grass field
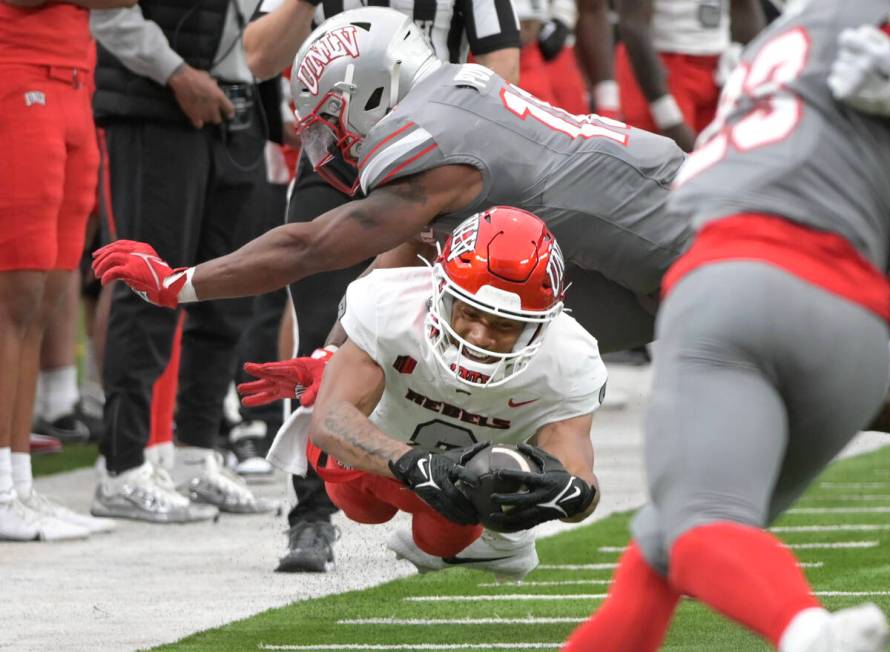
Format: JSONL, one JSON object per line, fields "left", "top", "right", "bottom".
{"left": 32, "top": 442, "right": 98, "bottom": 477}
{"left": 154, "top": 444, "right": 890, "bottom": 652}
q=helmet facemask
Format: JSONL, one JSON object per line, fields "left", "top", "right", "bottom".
{"left": 424, "top": 263, "right": 563, "bottom": 388}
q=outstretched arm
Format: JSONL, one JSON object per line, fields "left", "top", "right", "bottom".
{"left": 93, "top": 164, "right": 481, "bottom": 306}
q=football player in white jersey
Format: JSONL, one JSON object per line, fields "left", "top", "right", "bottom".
{"left": 241, "top": 207, "right": 607, "bottom": 579}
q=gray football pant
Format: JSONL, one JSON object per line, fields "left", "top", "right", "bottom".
{"left": 630, "top": 262, "right": 890, "bottom": 575}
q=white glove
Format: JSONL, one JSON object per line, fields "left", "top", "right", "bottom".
{"left": 715, "top": 42, "right": 743, "bottom": 87}
{"left": 828, "top": 25, "right": 890, "bottom": 117}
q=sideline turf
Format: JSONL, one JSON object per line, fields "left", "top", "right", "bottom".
{"left": 157, "top": 445, "right": 890, "bottom": 652}
{"left": 32, "top": 442, "right": 98, "bottom": 477}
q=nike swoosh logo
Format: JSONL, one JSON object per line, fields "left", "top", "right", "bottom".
{"left": 442, "top": 555, "right": 512, "bottom": 565}
{"left": 558, "top": 486, "right": 582, "bottom": 504}
{"left": 508, "top": 398, "right": 539, "bottom": 408}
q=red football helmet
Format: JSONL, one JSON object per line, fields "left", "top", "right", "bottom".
{"left": 425, "top": 206, "right": 566, "bottom": 387}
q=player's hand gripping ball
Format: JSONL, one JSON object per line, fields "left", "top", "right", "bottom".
{"left": 456, "top": 444, "right": 542, "bottom": 532}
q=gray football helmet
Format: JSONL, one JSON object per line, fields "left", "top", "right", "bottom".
{"left": 291, "top": 7, "right": 440, "bottom": 195}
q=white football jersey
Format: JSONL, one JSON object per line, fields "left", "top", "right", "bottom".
{"left": 651, "top": 0, "right": 730, "bottom": 56}
{"left": 340, "top": 268, "right": 607, "bottom": 452}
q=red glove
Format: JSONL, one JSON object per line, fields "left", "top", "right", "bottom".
{"left": 238, "top": 346, "right": 337, "bottom": 408}
{"left": 92, "top": 240, "right": 189, "bottom": 309}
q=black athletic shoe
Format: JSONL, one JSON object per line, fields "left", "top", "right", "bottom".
{"left": 32, "top": 413, "right": 90, "bottom": 443}
{"left": 275, "top": 521, "right": 340, "bottom": 573}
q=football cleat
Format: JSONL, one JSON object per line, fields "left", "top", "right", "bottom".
{"left": 387, "top": 527, "right": 539, "bottom": 582}
{"left": 821, "top": 604, "right": 889, "bottom": 652}
{"left": 275, "top": 521, "right": 340, "bottom": 573}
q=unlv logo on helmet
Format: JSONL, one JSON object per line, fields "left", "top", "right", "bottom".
{"left": 297, "top": 26, "right": 361, "bottom": 95}
{"left": 446, "top": 216, "right": 480, "bottom": 262}
{"left": 546, "top": 241, "right": 565, "bottom": 298}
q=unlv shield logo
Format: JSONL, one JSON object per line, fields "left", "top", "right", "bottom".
{"left": 297, "top": 26, "right": 361, "bottom": 95}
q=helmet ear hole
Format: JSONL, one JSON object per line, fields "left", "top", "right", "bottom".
{"left": 364, "top": 87, "right": 384, "bottom": 111}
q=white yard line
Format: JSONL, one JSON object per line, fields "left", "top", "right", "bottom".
{"left": 790, "top": 507, "right": 890, "bottom": 514}
{"left": 337, "top": 618, "right": 586, "bottom": 625}
{"left": 259, "top": 644, "right": 563, "bottom": 650}
{"left": 405, "top": 594, "right": 608, "bottom": 602}
{"left": 771, "top": 524, "right": 890, "bottom": 533}
{"left": 814, "top": 592, "right": 890, "bottom": 597}
{"left": 537, "top": 563, "right": 617, "bottom": 570}
{"left": 478, "top": 580, "right": 613, "bottom": 587}
{"left": 820, "top": 482, "right": 890, "bottom": 489}
{"left": 800, "top": 495, "right": 890, "bottom": 502}
{"left": 600, "top": 541, "right": 877, "bottom": 553}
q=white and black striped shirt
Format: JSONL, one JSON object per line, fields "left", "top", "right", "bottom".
{"left": 257, "top": 0, "right": 519, "bottom": 64}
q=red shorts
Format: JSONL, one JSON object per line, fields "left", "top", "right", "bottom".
{"left": 324, "top": 470, "right": 484, "bottom": 558}
{"left": 546, "top": 46, "right": 588, "bottom": 115}
{"left": 615, "top": 43, "right": 720, "bottom": 134}
{"left": 0, "top": 63, "right": 98, "bottom": 271}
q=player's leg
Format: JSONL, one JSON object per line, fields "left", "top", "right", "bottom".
{"left": 655, "top": 263, "right": 888, "bottom": 646}
{"left": 323, "top": 474, "right": 399, "bottom": 524}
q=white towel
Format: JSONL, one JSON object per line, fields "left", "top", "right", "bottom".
{"left": 266, "top": 406, "right": 313, "bottom": 476}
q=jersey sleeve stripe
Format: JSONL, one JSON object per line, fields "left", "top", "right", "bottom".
{"left": 358, "top": 121, "right": 417, "bottom": 169}
{"left": 379, "top": 142, "right": 440, "bottom": 186}
{"left": 359, "top": 126, "right": 437, "bottom": 192}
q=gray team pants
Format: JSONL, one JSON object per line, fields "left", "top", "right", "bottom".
{"left": 631, "top": 261, "right": 890, "bottom": 575}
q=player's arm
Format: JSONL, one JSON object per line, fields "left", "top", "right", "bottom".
{"left": 531, "top": 413, "right": 600, "bottom": 521}
{"left": 576, "top": 0, "right": 620, "bottom": 117}
{"left": 93, "top": 164, "right": 481, "bottom": 305}
{"left": 243, "top": 0, "right": 316, "bottom": 80}
{"left": 729, "top": 0, "right": 764, "bottom": 45}
{"left": 308, "top": 340, "right": 406, "bottom": 477}
{"left": 616, "top": 0, "right": 695, "bottom": 150}
{"left": 465, "top": 0, "right": 521, "bottom": 84}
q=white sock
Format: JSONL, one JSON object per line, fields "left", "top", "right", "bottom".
{"left": 779, "top": 607, "right": 831, "bottom": 652}
{"left": 11, "top": 452, "right": 32, "bottom": 498}
{"left": 0, "top": 448, "right": 13, "bottom": 501}
{"left": 41, "top": 365, "right": 79, "bottom": 422}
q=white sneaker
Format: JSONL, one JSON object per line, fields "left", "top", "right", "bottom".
{"left": 175, "top": 448, "right": 277, "bottom": 514}
{"left": 21, "top": 489, "right": 116, "bottom": 534}
{"left": 0, "top": 493, "right": 90, "bottom": 541}
{"left": 228, "top": 421, "right": 273, "bottom": 480}
{"left": 91, "top": 461, "right": 219, "bottom": 523}
{"left": 387, "top": 528, "right": 539, "bottom": 581}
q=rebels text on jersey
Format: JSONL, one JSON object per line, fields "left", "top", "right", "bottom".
{"left": 339, "top": 267, "right": 607, "bottom": 452}
{"left": 356, "top": 64, "right": 691, "bottom": 298}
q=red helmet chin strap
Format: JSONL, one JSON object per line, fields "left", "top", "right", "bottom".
{"left": 315, "top": 165, "right": 362, "bottom": 197}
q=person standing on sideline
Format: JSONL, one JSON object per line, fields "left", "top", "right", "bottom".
{"left": 0, "top": 0, "right": 134, "bottom": 542}
{"left": 88, "top": 1, "right": 277, "bottom": 523}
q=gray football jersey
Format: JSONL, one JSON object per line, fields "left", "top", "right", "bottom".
{"left": 669, "top": 0, "right": 890, "bottom": 272}
{"left": 356, "top": 64, "right": 690, "bottom": 296}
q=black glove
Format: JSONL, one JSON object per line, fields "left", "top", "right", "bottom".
{"left": 486, "top": 443, "right": 595, "bottom": 532}
{"left": 538, "top": 19, "right": 570, "bottom": 62}
{"left": 389, "top": 443, "right": 488, "bottom": 526}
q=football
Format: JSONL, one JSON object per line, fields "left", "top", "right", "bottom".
{"left": 459, "top": 444, "right": 542, "bottom": 532}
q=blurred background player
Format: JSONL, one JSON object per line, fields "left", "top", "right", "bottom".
{"left": 0, "top": 0, "right": 135, "bottom": 541}
{"left": 564, "top": 2, "right": 890, "bottom": 651}
{"left": 242, "top": 207, "right": 604, "bottom": 580}
{"left": 241, "top": 0, "right": 521, "bottom": 573}
{"left": 615, "top": 0, "right": 765, "bottom": 150}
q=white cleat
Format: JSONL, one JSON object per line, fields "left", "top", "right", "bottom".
{"left": 21, "top": 489, "right": 116, "bottom": 534}
{"left": 826, "top": 604, "right": 890, "bottom": 652}
{"left": 788, "top": 604, "right": 890, "bottom": 652}
{"left": 0, "top": 493, "right": 90, "bottom": 541}
{"left": 387, "top": 528, "right": 539, "bottom": 581}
